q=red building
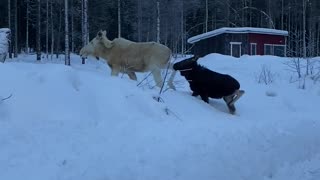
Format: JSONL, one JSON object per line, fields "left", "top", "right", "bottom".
{"left": 187, "top": 27, "right": 288, "bottom": 58}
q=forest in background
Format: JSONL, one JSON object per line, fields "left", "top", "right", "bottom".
{"left": 1, "top": 0, "right": 320, "bottom": 61}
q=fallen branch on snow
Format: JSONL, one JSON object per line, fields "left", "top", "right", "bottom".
{"left": 1, "top": 94, "right": 12, "bottom": 101}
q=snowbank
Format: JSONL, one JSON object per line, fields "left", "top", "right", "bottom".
{"left": 0, "top": 53, "right": 319, "bottom": 180}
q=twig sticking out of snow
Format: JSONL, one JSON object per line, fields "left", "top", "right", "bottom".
{"left": 137, "top": 71, "right": 153, "bottom": 87}
{"left": 1, "top": 94, "right": 12, "bottom": 101}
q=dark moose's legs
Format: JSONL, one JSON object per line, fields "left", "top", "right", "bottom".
{"left": 192, "top": 89, "right": 245, "bottom": 114}
{"left": 192, "top": 91, "right": 199, "bottom": 97}
{"left": 223, "top": 90, "right": 245, "bottom": 114}
{"left": 192, "top": 91, "right": 209, "bottom": 103}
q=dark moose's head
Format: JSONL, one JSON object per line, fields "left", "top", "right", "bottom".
{"left": 173, "top": 55, "right": 200, "bottom": 76}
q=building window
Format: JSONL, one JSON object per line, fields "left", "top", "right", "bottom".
{"left": 264, "top": 44, "right": 286, "bottom": 57}
{"left": 250, "top": 43, "right": 257, "bottom": 55}
{"left": 230, "top": 42, "right": 242, "bottom": 58}
{"left": 273, "top": 45, "right": 285, "bottom": 57}
{"left": 264, "top": 44, "right": 273, "bottom": 55}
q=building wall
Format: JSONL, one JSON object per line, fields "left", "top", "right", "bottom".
{"left": 192, "top": 34, "right": 249, "bottom": 57}
{"left": 248, "top": 34, "right": 286, "bottom": 55}
{"left": 192, "top": 35, "right": 224, "bottom": 57}
{"left": 192, "top": 33, "right": 286, "bottom": 57}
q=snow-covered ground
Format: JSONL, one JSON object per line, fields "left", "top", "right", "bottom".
{"left": 0, "top": 53, "right": 320, "bottom": 180}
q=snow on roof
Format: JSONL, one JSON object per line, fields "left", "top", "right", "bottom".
{"left": 187, "top": 27, "right": 289, "bottom": 44}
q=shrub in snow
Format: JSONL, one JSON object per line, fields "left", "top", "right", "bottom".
{"left": 0, "top": 28, "right": 10, "bottom": 63}
{"left": 311, "top": 65, "right": 320, "bottom": 85}
{"left": 256, "top": 64, "right": 276, "bottom": 85}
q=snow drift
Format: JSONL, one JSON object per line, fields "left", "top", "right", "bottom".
{"left": 0, "top": 53, "right": 320, "bottom": 180}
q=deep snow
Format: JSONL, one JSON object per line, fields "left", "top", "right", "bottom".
{"left": 0, "top": 53, "right": 320, "bottom": 180}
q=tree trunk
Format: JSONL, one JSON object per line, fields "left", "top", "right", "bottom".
{"left": 267, "top": 0, "right": 272, "bottom": 28}
{"left": 81, "top": 0, "right": 88, "bottom": 64}
{"left": 205, "top": 0, "right": 208, "bottom": 32}
{"left": 180, "top": 1, "right": 184, "bottom": 54}
{"left": 302, "top": 0, "right": 307, "bottom": 59}
{"left": 85, "top": 0, "right": 88, "bottom": 43}
{"left": 14, "top": 0, "right": 18, "bottom": 58}
{"left": 81, "top": 0, "right": 84, "bottom": 63}
{"left": 56, "top": 4, "right": 62, "bottom": 59}
{"left": 289, "top": 7, "right": 291, "bottom": 52}
{"left": 317, "top": 23, "right": 320, "bottom": 56}
{"left": 303, "top": 0, "right": 308, "bottom": 75}
{"left": 26, "top": 0, "right": 29, "bottom": 54}
{"left": 156, "top": 1, "right": 160, "bottom": 43}
{"left": 36, "top": 0, "right": 41, "bottom": 61}
{"left": 137, "top": 0, "right": 142, "bottom": 42}
{"left": 65, "top": 0, "right": 70, "bottom": 66}
{"left": 226, "top": 0, "right": 230, "bottom": 26}
{"left": 51, "top": 0, "right": 54, "bottom": 60}
{"left": 281, "top": 0, "right": 284, "bottom": 30}
{"left": 249, "top": 0, "right": 252, "bottom": 27}
{"left": 118, "top": 0, "right": 121, "bottom": 38}
{"left": 241, "top": 0, "right": 245, "bottom": 27}
{"left": 46, "top": 0, "right": 49, "bottom": 59}
{"left": 8, "top": 0, "right": 12, "bottom": 59}
{"left": 71, "top": 0, "right": 74, "bottom": 53}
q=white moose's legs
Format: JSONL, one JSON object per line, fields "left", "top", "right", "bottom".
{"left": 152, "top": 68, "right": 164, "bottom": 88}
{"left": 110, "top": 65, "right": 176, "bottom": 90}
{"left": 111, "top": 68, "right": 120, "bottom": 76}
{"left": 167, "top": 70, "right": 176, "bottom": 90}
{"left": 127, "top": 71, "right": 137, "bottom": 81}
{"left": 151, "top": 68, "right": 176, "bottom": 90}
{"left": 110, "top": 64, "right": 138, "bottom": 81}
{"left": 111, "top": 68, "right": 137, "bottom": 81}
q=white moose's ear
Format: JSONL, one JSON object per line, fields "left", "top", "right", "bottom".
{"left": 102, "top": 30, "right": 107, "bottom": 36}
{"left": 97, "top": 30, "right": 103, "bottom": 39}
{"left": 97, "top": 30, "right": 102, "bottom": 36}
